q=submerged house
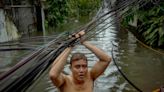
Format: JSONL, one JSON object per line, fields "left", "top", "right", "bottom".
{"left": 0, "top": 0, "right": 46, "bottom": 42}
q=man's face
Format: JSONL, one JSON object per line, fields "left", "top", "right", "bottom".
{"left": 71, "top": 59, "right": 88, "bottom": 82}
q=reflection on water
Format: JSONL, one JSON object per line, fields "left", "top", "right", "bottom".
{"left": 115, "top": 30, "right": 164, "bottom": 92}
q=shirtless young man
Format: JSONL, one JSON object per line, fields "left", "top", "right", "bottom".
{"left": 49, "top": 31, "right": 111, "bottom": 92}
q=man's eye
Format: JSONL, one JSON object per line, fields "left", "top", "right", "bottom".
{"left": 75, "top": 65, "right": 80, "bottom": 68}
{"left": 82, "top": 65, "right": 87, "bottom": 68}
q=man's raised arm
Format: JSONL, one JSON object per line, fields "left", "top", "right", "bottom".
{"left": 49, "top": 47, "right": 72, "bottom": 87}
{"left": 74, "top": 30, "right": 111, "bottom": 80}
{"left": 82, "top": 41, "right": 111, "bottom": 80}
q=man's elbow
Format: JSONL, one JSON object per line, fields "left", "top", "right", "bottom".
{"left": 103, "top": 56, "right": 111, "bottom": 63}
{"left": 49, "top": 70, "right": 58, "bottom": 80}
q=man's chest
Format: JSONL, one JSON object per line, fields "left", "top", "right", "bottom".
{"left": 61, "top": 79, "right": 93, "bottom": 92}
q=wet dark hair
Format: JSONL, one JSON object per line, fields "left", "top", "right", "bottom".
{"left": 70, "top": 52, "right": 87, "bottom": 65}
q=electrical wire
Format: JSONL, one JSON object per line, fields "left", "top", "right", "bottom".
{"left": 68, "top": 0, "right": 141, "bottom": 35}
{"left": 84, "top": 0, "right": 149, "bottom": 41}
{"left": 111, "top": 42, "right": 142, "bottom": 92}
{"left": 87, "top": 0, "right": 145, "bottom": 32}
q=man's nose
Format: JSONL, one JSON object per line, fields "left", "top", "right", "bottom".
{"left": 79, "top": 67, "right": 84, "bottom": 72}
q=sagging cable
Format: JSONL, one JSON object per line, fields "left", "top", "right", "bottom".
{"left": 111, "top": 41, "right": 142, "bottom": 92}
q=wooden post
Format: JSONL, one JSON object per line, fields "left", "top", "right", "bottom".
{"left": 36, "top": 4, "right": 43, "bottom": 32}
{"left": 35, "top": 0, "right": 45, "bottom": 32}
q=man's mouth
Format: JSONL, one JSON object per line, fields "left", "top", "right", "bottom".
{"left": 79, "top": 74, "right": 84, "bottom": 78}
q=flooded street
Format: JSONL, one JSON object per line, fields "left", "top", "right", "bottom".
{"left": 1, "top": 5, "right": 164, "bottom": 92}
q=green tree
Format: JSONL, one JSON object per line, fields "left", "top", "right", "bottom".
{"left": 45, "top": 0, "right": 101, "bottom": 27}
{"left": 46, "top": 0, "right": 69, "bottom": 27}
{"left": 121, "top": 1, "right": 164, "bottom": 48}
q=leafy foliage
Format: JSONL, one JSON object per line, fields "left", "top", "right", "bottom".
{"left": 67, "top": 0, "right": 101, "bottom": 16}
{"left": 45, "top": 0, "right": 101, "bottom": 27}
{"left": 121, "top": 1, "right": 164, "bottom": 48}
{"left": 46, "top": 0, "right": 69, "bottom": 27}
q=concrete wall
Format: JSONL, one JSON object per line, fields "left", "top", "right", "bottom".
{"left": 0, "top": 9, "right": 19, "bottom": 42}
{"left": 12, "top": 0, "right": 37, "bottom": 34}
{"left": 0, "top": 9, "right": 8, "bottom": 42}
{"left": 15, "top": 7, "right": 36, "bottom": 34}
